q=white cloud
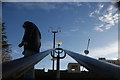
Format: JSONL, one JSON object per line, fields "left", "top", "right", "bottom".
{"left": 13, "top": 50, "right": 20, "bottom": 54}
{"left": 105, "top": 24, "right": 112, "bottom": 30}
{"left": 110, "top": 58, "right": 118, "bottom": 60}
{"left": 99, "top": 4, "right": 104, "bottom": 9}
{"left": 90, "top": 4, "right": 119, "bottom": 32}
{"left": 98, "top": 5, "right": 119, "bottom": 30}
{"left": 99, "top": 12, "right": 118, "bottom": 26}
{"left": 107, "top": 5, "right": 118, "bottom": 13}
{"left": 12, "top": 48, "right": 23, "bottom": 54}
{"left": 95, "top": 27, "right": 103, "bottom": 32}
{"left": 71, "top": 2, "right": 82, "bottom": 7}
{"left": 90, "top": 41, "right": 118, "bottom": 58}
{"left": 62, "top": 41, "right": 118, "bottom": 61}
{"left": 95, "top": 24, "right": 104, "bottom": 32}
{"left": 89, "top": 11, "right": 94, "bottom": 17}
{"left": 89, "top": 3, "right": 104, "bottom": 17}
{"left": 95, "top": 10, "right": 100, "bottom": 14}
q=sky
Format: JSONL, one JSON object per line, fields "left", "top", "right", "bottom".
{"left": 2, "top": 2, "right": 119, "bottom": 70}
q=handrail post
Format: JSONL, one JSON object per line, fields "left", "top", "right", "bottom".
{"left": 56, "top": 51, "right": 60, "bottom": 80}
{"left": 51, "top": 48, "right": 66, "bottom": 80}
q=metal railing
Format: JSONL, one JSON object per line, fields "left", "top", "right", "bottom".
{"left": 2, "top": 49, "right": 54, "bottom": 80}
{"left": 1, "top": 48, "right": 120, "bottom": 80}
{"left": 64, "top": 49, "right": 120, "bottom": 80}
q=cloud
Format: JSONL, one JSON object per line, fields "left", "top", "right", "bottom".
{"left": 90, "top": 41, "right": 118, "bottom": 58}
{"left": 12, "top": 50, "right": 20, "bottom": 54}
{"left": 68, "top": 2, "right": 82, "bottom": 7}
{"left": 98, "top": 12, "right": 118, "bottom": 26}
{"left": 62, "top": 41, "right": 118, "bottom": 62}
{"left": 89, "top": 11, "right": 94, "bottom": 17}
{"left": 89, "top": 3, "right": 104, "bottom": 17}
{"left": 89, "top": 9, "right": 99, "bottom": 17}
{"left": 97, "top": 5, "right": 119, "bottom": 31}
{"left": 94, "top": 24, "right": 104, "bottom": 32}
{"left": 7, "top": 2, "right": 83, "bottom": 11}
{"left": 107, "top": 5, "right": 118, "bottom": 13}
{"left": 12, "top": 48, "right": 23, "bottom": 54}
{"left": 99, "top": 4, "right": 104, "bottom": 9}
{"left": 86, "top": 2, "right": 91, "bottom": 8}
{"left": 90, "top": 3, "right": 119, "bottom": 32}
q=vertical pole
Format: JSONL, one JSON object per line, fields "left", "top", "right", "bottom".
{"left": 53, "top": 32, "right": 56, "bottom": 49}
{"left": 53, "top": 32, "right": 55, "bottom": 71}
{"left": 57, "top": 44, "right": 60, "bottom": 71}
{"left": 57, "top": 53, "right": 60, "bottom": 70}
{"left": 56, "top": 50, "right": 60, "bottom": 80}
{"left": 87, "top": 39, "right": 90, "bottom": 50}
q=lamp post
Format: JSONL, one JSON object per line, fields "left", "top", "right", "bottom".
{"left": 51, "top": 41, "right": 66, "bottom": 80}
{"left": 48, "top": 27, "right": 61, "bottom": 71}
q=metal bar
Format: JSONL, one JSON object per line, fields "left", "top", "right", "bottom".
{"left": 52, "top": 32, "right": 56, "bottom": 71}
{"left": 2, "top": 49, "right": 54, "bottom": 80}
{"left": 56, "top": 53, "right": 60, "bottom": 71}
{"left": 56, "top": 54, "right": 60, "bottom": 80}
{"left": 87, "top": 39, "right": 90, "bottom": 50}
{"left": 64, "top": 49, "right": 120, "bottom": 80}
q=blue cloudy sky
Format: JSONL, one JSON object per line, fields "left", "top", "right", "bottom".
{"left": 2, "top": 2, "right": 119, "bottom": 70}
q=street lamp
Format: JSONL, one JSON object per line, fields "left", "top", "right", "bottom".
{"left": 57, "top": 41, "right": 62, "bottom": 48}
{"left": 48, "top": 27, "right": 62, "bottom": 71}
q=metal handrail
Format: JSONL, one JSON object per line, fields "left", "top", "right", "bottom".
{"left": 2, "top": 48, "right": 120, "bottom": 80}
{"left": 63, "top": 49, "right": 120, "bottom": 80}
{"left": 2, "top": 49, "right": 55, "bottom": 80}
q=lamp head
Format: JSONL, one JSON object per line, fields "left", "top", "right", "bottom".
{"left": 57, "top": 41, "right": 62, "bottom": 46}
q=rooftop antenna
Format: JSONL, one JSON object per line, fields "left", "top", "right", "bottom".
{"left": 84, "top": 39, "right": 90, "bottom": 55}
